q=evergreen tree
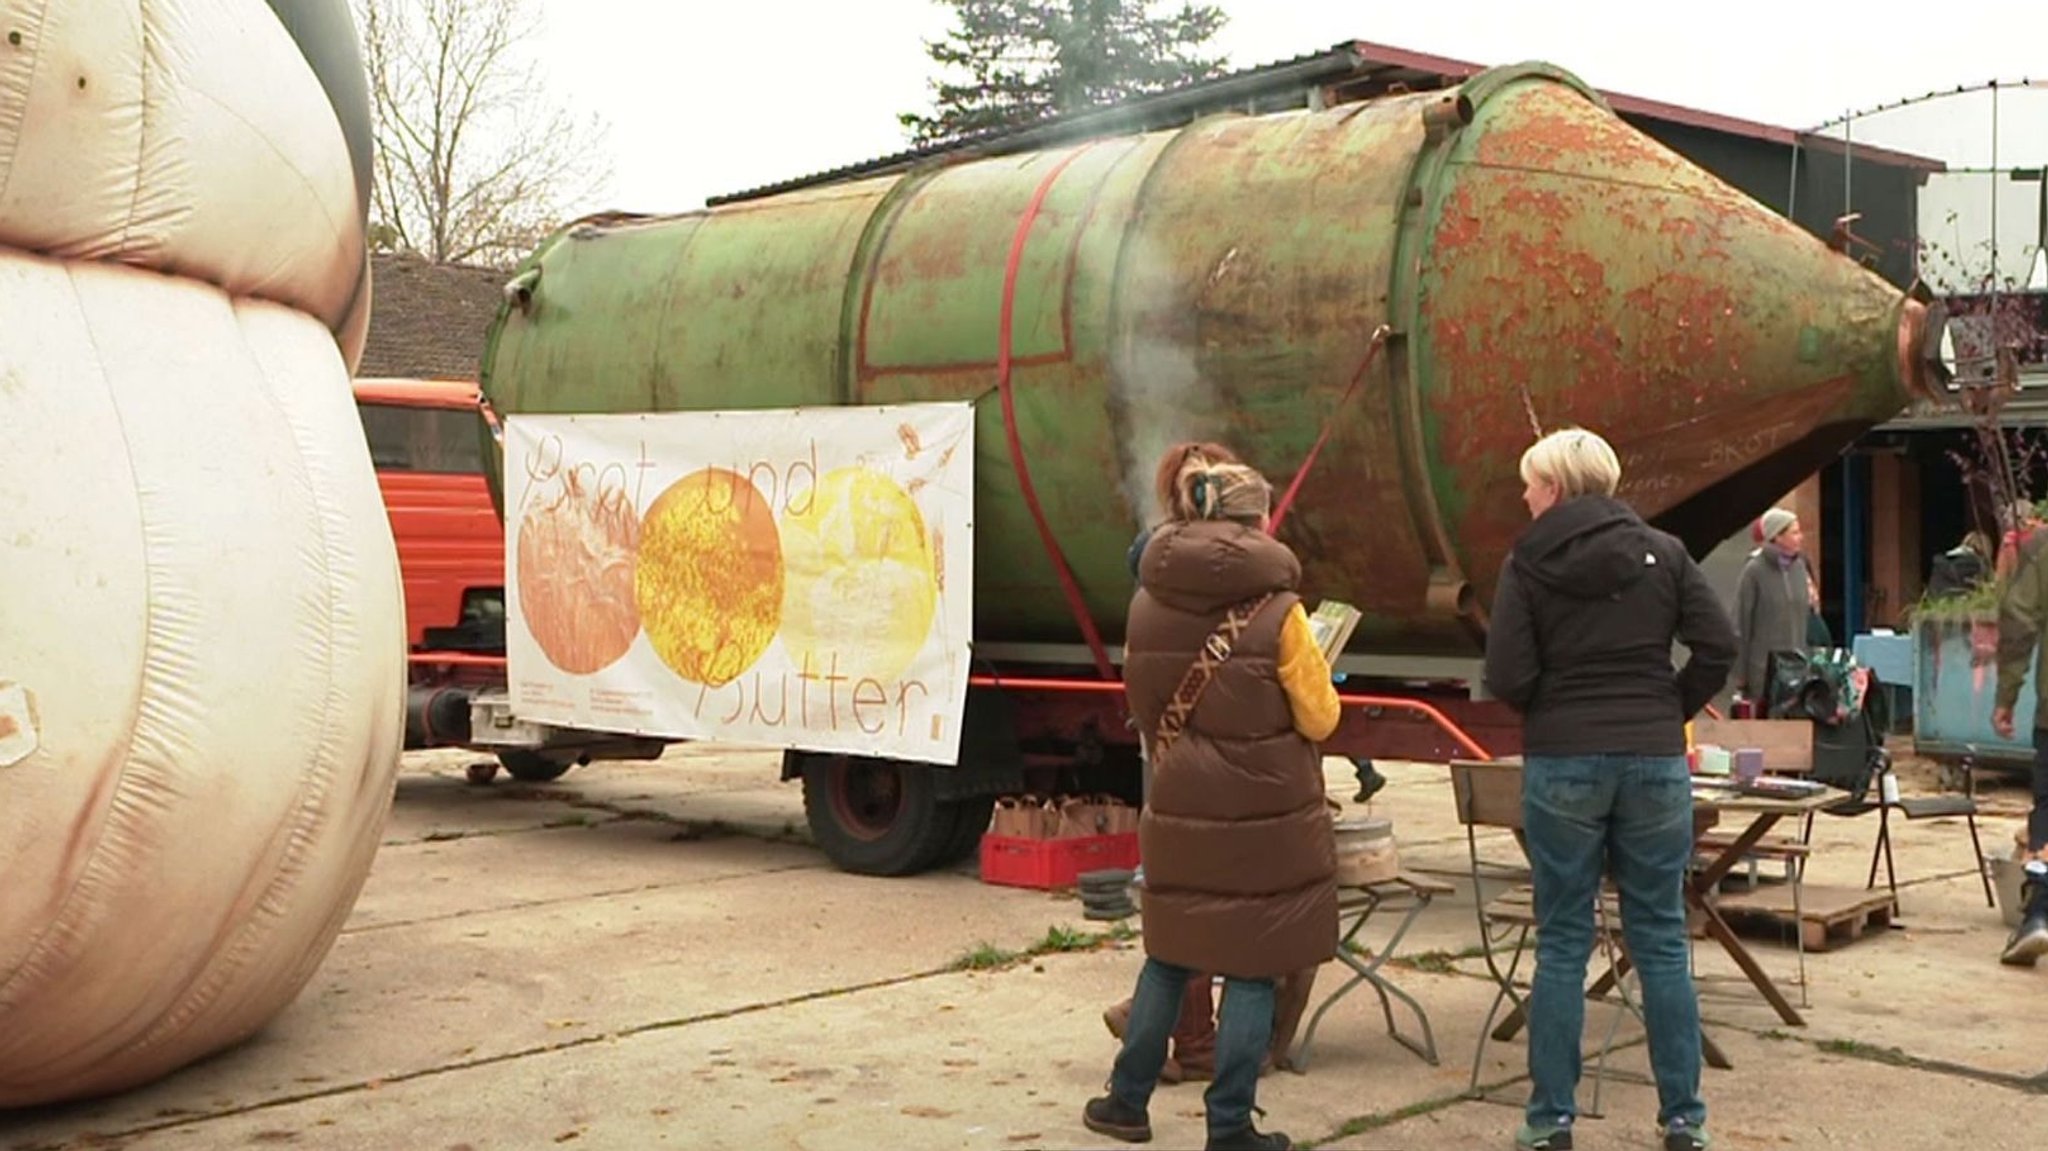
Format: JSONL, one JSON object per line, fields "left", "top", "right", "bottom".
{"left": 900, "top": 0, "right": 1230, "bottom": 147}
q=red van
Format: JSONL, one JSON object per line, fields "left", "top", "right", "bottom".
{"left": 353, "top": 378, "right": 534, "bottom": 770}
{"left": 354, "top": 377, "right": 504, "bottom": 649}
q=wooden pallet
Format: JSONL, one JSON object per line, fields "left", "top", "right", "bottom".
{"left": 1713, "top": 883, "right": 1895, "bottom": 952}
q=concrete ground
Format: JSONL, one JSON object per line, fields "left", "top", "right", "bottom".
{"left": 4, "top": 745, "right": 2045, "bottom": 1151}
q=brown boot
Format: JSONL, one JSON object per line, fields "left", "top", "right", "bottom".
{"left": 1102, "top": 997, "right": 1131, "bottom": 1040}
{"left": 1106, "top": 993, "right": 1186, "bottom": 1082}
{"left": 1168, "top": 973, "right": 1217, "bottom": 1082}
{"left": 1262, "top": 965, "right": 1321, "bottom": 1075}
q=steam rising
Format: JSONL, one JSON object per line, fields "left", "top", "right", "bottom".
{"left": 1109, "top": 232, "right": 1225, "bottom": 527}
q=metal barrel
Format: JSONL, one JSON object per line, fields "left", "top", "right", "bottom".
{"left": 479, "top": 61, "right": 1944, "bottom": 661}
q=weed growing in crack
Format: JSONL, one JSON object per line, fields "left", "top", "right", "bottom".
{"left": 1310, "top": 1091, "right": 1469, "bottom": 1148}
{"left": 1392, "top": 945, "right": 1488, "bottom": 974}
{"left": 949, "top": 924, "right": 1138, "bottom": 973}
{"left": 951, "top": 943, "right": 1022, "bottom": 971}
{"left": 1036, "top": 925, "right": 1096, "bottom": 953}
{"left": 1819, "top": 1037, "right": 1913, "bottom": 1066}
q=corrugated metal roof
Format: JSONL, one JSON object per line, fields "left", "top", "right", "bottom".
{"left": 707, "top": 41, "right": 1386, "bottom": 205}
{"left": 707, "top": 38, "right": 1943, "bottom": 206}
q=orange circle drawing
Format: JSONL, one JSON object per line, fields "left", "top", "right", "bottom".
{"left": 517, "top": 471, "right": 641, "bottom": 676}
{"left": 634, "top": 467, "right": 784, "bottom": 686}
{"left": 779, "top": 466, "right": 937, "bottom": 688}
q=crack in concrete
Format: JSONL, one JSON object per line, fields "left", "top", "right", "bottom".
{"left": 513, "top": 791, "right": 814, "bottom": 846}
{"left": 1743, "top": 1026, "right": 2048, "bottom": 1095}
{"left": 11, "top": 927, "right": 1124, "bottom": 1148}
{"left": 1287, "top": 953, "right": 2046, "bottom": 1107}
{"left": 1300, "top": 1022, "right": 2048, "bottom": 1149}
{"left": 5, "top": 966, "right": 966, "bottom": 1149}
{"left": 1305, "top": 1085, "right": 1490, "bottom": 1149}
{"left": 376, "top": 793, "right": 815, "bottom": 852}
{"left": 337, "top": 862, "right": 823, "bottom": 937}
{"left": 379, "top": 814, "right": 625, "bottom": 848}
{"left": 13, "top": 798, "right": 2025, "bottom": 1150}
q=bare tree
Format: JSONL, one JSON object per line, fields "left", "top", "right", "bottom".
{"left": 355, "top": 0, "right": 610, "bottom": 267}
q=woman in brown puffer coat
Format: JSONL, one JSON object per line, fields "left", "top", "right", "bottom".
{"left": 1082, "top": 457, "right": 1340, "bottom": 1151}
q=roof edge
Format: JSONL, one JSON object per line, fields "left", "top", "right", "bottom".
{"left": 707, "top": 37, "right": 1948, "bottom": 206}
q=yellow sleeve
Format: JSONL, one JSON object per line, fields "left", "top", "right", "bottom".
{"left": 1276, "top": 602, "right": 1342, "bottom": 742}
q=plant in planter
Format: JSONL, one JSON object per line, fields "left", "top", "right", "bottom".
{"left": 1907, "top": 580, "right": 2006, "bottom": 665}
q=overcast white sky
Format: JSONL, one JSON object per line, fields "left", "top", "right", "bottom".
{"left": 532, "top": 0, "right": 2045, "bottom": 216}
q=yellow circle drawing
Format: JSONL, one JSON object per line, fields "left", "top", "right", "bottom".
{"left": 780, "top": 466, "right": 937, "bottom": 688}
{"left": 634, "top": 467, "right": 784, "bottom": 686}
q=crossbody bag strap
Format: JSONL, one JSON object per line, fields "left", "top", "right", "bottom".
{"left": 1154, "top": 592, "right": 1276, "bottom": 756}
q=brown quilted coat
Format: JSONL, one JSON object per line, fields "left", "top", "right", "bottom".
{"left": 1125, "top": 519, "right": 1338, "bottom": 980}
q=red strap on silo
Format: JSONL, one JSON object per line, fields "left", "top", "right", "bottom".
{"left": 997, "top": 144, "right": 1118, "bottom": 682}
{"left": 1267, "top": 325, "right": 1392, "bottom": 536}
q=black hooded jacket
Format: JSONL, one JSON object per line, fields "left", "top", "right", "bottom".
{"left": 1482, "top": 495, "right": 1737, "bottom": 756}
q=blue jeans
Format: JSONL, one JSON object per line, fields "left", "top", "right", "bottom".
{"left": 1521, "top": 754, "right": 1706, "bottom": 1133}
{"left": 1108, "top": 957, "right": 1275, "bottom": 1138}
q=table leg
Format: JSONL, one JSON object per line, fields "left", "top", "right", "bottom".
{"left": 1489, "top": 937, "right": 1735, "bottom": 1070}
{"left": 1691, "top": 896, "right": 1805, "bottom": 1026}
{"left": 1293, "top": 889, "right": 1441, "bottom": 1071}
{"left": 1490, "top": 949, "right": 1626, "bottom": 1043}
{"left": 1695, "top": 813, "right": 1781, "bottom": 890}
{"left": 1686, "top": 813, "right": 1806, "bottom": 1028}
{"left": 1359, "top": 892, "right": 1440, "bottom": 1065}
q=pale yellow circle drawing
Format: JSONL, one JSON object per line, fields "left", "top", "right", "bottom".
{"left": 779, "top": 466, "right": 938, "bottom": 688}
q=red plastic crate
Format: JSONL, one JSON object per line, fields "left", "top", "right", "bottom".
{"left": 979, "top": 832, "right": 1141, "bottom": 890}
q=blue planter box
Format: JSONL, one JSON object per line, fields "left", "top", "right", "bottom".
{"left": 1912, "top": 616, "right": 2035, "bottom": 771}
{"left": 1850, "top": 632, "right": 1915, "bottom": 734}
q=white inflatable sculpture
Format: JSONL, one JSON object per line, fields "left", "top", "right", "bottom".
{"left": 0, "top": 0, "right": 402, "bottom": 1107}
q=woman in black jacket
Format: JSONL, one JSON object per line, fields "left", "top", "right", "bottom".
{"left": 1481, "top": 427, "right": 1737, "bottom": 1151}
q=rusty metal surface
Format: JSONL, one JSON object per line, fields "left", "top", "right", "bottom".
{"left": 1411, "top": 73, "right": 1921, "bottom": 624}
{"left": 480, "top": 61, "right": 1928, "bottom": 665}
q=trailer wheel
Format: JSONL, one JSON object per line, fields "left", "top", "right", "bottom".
{"left": 938, "top": 795, "right": 995, "bottom": 867}
{"left": 497, "top": 750, "right": 573, "bottom": 783}
{"left": 799, "top": 754, "right": 955, "bottom": 876}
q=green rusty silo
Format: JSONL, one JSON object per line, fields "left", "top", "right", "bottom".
{"left": 478, "top": 61, "right": 1942, "bottom": 661}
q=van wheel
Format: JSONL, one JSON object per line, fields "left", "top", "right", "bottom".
{"left": 800, "top": 754, "right": 956, "bottom": 876}
{"left": 498, "top": 750, "right": 573, "bottom": 783}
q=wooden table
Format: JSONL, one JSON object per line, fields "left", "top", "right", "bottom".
{"left": 1682, "top": 781, "right": 1845, "bottom": 1027}
{"left": 1501, "top": 782, "right": 1841, "bottom": 1055}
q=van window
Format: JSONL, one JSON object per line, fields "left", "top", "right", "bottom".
{"left": 358, "top": 402, "right": 486, "bottom": 475}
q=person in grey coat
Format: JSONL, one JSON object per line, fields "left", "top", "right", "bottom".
{"left": 1733, "top": 507, "right": 1812, "bottom": 707}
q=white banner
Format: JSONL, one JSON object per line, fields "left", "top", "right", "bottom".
{"left": 502, "top": 403, "right": 975, "bottom": 765}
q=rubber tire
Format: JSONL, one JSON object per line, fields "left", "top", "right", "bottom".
{"left": 937, "top": 796, "right": 995, "bottom": 867}
{"left": 497, "top": 750, "right": 573, "bottom": 783}
{"left": 800, "top": 755, "right": 955, "bottom": 877}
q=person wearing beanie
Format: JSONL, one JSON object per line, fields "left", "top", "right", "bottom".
{"left": 1753, "top": 507, "right": 1797, "bottom": 545}
{"left": 1733, "top": 507, "right": 1812, "bottom": 708}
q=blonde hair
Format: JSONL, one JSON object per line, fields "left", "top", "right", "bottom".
{"left": 1518, "top": 426, "right": 1622, "bottom": 500}
{"left": 1171, "top": 460, "right": 1271, "bottom": 525}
